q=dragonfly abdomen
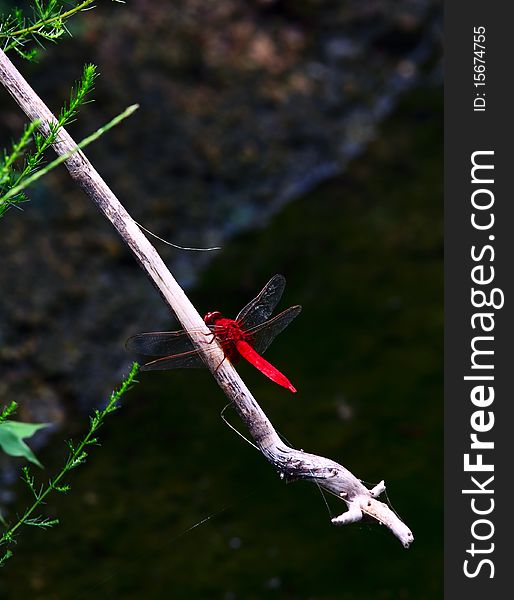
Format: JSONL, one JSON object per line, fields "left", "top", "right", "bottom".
{"left": 235, "top": 340, "right": 296, "bottom": 393}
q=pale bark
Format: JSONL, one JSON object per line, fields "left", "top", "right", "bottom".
{"left": 0, "top": 48, "right": 413, "bottom": 547}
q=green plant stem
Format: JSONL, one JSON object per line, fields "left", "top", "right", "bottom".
{"left": 0, "top": 402, "right": 18, "bottom": 424}
{"left": 1, "top": 0, "right": 97, "bottom": 51}
{"left": 0, "top": 64, "right": 97, "bottom": 216}
{"left": 0, "top": 363, "right": 139, "bottom": 565}
{"left": 1, "top": 104, "right": 138, "bottom": 205}
{"left": 0, "top": 123, "right": 37, "bottom": 182}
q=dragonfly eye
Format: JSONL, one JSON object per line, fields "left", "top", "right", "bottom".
{"left": 204, "top": 311, "right": 222, "bottom": 325}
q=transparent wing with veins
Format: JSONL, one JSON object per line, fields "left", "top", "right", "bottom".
{"left": 126, "top": 305, "right": 301, "bottom": 371}
{"left": 125, "top": 329, "right": 212, "bottom": 370}
{"left": 126, "top": 274, "right": 297, "bottom": 372}
{"left": 235, "top": 274, "right": 286, "bottom": 332}
{"left": 250, "top": 305, "right": 301, "bottom": 354}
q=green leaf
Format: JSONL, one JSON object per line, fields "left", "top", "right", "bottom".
{"left": 0, "top": 421, "right": 50, "bottom": 468}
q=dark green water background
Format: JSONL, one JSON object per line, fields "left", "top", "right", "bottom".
{"left": 2, "top": 88, "right": 442, "bottom": 598}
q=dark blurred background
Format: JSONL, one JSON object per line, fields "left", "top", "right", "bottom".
{"left": 0, "top": 0, "right": 442, "bottom": 598}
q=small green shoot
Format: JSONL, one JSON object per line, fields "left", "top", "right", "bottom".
{"left": 0, "top": 363, "right": 140, "bottom": 567}
{"left": 0, "top": 1, "right": 100, "bottom": 57}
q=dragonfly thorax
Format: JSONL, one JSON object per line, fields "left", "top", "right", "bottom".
{"left": 204, "top": 312, "right": 248, "bottom": 349}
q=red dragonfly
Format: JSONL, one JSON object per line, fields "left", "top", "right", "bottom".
{"left": 126, "top": 275, "right": 301, "bottom": 393}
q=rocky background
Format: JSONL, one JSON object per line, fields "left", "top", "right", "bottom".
{"left": 1, "top": 0, "right": 440, "bottom": 425}
{"left": 0, "top": 2, "right": 442, "bottom": 596}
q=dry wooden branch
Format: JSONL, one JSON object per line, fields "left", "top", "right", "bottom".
{"left": 0, "top": 48, "right": 413, "bottom": 547}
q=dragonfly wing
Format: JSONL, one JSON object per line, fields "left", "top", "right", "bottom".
{"left": 141, "top": 350, "right": 205, "bottom": 370}
{"left": 250, "top": 305, "right": 302, "bottom": 354}
{"left": 236, "top": 274, "right": 286, "bottom": 331}
{"left": 126, "top": 331, "right": 196, "bottom": 357}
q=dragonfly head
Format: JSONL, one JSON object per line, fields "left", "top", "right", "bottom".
{"left": 204, "top": 311, "right": 223, "bottom": 326}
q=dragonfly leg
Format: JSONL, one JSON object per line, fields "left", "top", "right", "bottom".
{"left": 200, "top": 331, "right": 217, "bottom": 344}
{"left": 214, "top": 355, "right": 227, "bottom": 373}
